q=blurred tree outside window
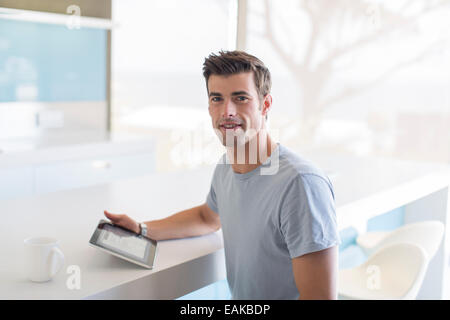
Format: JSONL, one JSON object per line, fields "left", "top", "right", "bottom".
{"left": 245, "top": 0, "right": 450, "bottom": 163}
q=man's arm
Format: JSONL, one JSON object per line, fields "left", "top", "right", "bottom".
{"left": 104, "top": 203, "right": 221, "bottom": 241}
{"left": 291, "top": 246, "right": 339, "bottom": 300}
{"left": 145, "top": 203, "right": 221, "bottom": 240}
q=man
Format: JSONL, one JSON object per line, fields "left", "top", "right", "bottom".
{"left": 104, "top": 50, "right": 341, "bottom": 300}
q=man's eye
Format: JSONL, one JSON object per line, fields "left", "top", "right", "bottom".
{"left": 236, "top": 96, "right": 248, "bottom": 101}
{"left": 211, "top": 97, "right": 222, "bottom": 102}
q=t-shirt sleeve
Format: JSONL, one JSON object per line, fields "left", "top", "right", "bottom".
{"left": 206, "top": 164, "right": 220, "bottom": 214}
{"left": 280, "top": 173, "right": 341, "bottom": 259}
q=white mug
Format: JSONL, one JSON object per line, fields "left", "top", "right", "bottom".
{"left": 24, "top": 237, "right": 65, "bottom": 282}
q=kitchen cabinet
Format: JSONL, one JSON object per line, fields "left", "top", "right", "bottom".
{"left": 0, "top": 133, "right": 155, "bottom": 200}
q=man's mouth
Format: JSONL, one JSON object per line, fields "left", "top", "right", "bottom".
{"left": 219, "top": 123, "right": 242, "bottom": 130}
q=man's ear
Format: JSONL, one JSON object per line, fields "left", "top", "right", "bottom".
{"left": 262, "top": 94, "right": 272, "bottom": 118}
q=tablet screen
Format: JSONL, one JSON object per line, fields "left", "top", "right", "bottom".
{"left": 89, "top": 220, "right": 157, "bottom": 268}
{"left": 99, "top": 223, "right": 148, "bottom": 259}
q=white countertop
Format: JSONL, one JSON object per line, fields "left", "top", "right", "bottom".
{"left": 0, "top": 165, "right": 223, "bottom": 299}
{"left": 1, "top": 150, "right": 449, "bottom": 299}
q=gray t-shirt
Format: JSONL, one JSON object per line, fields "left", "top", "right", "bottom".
{"left": 206, "top": 143, "right": 341, "bottom": 299}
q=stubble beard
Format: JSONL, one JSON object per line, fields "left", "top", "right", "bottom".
{"left": 213, "top": 125, "right": 266, "bottom": 165}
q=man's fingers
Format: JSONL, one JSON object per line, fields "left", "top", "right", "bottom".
{"left": 104, "top": 210, "right": 121, "bottom": 222}
{"left": 104, "top": 210, "right": 138, "bottom": 233}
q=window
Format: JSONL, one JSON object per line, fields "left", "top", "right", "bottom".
{"left": 245, "top": 0, "right": 450, "bottom": 163}
{"left": 111, "top": 0, "right": 237, "bottom": 171}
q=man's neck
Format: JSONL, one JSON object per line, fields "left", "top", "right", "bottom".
{"left": 226, "top": 130, "right": 276, "bottom": 174}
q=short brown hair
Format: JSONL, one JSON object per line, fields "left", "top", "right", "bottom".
{"left": 202, "top": 50, "right": 272, "bottom": 100}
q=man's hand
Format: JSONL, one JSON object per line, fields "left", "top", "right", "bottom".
{"left": 104, "top": 210, "right": 140, "bottom": 234}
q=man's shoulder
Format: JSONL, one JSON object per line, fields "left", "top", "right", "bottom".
{"left": 278, "top": 145, "right": 329, "bottom": 182}
{"left": 210, "top": 145, "right": 332, "bottom": 188}
{"left": 278, "top": 145, "right": 336, "bottom": 202}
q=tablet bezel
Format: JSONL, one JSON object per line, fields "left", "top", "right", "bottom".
{"left": 89, "top": 219, "right": 157, "bottom": 269}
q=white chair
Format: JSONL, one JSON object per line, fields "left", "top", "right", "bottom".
{"left": 356, "top": 220, "right": 445, "bottom": 259}
{"left": 338, "top": 243, "right": 429, "bottom": 300}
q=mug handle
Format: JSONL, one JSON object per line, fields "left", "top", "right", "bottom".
{"left": 48, "top": 247, "right": 65, "bottom": 278}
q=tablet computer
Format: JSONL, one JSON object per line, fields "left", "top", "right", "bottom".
{"left": 89, "top": 219, "right": 157, "bottom": 269}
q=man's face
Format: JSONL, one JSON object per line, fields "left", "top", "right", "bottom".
{"left": 207, "top": 72, "right": 270, "bottom": 147}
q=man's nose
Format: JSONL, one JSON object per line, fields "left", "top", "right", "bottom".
{"left": 222, "top": 98, "right": 237, "bottom": 118}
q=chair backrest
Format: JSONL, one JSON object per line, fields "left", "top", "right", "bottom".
{"left": 361, "top": 242, "right": 429, "bottom": 299}
{"left": 372, "top": 220, "right": 444, "bottom": 260}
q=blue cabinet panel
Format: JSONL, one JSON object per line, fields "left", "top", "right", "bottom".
{"left": 0, "top": 19, "right": 106, "bottom": 102}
